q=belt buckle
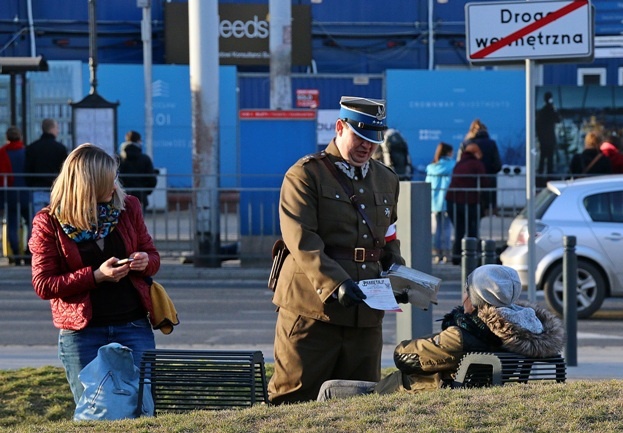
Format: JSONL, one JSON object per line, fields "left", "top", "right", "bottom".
{"left": 354, "top": 248, "right": 365, "bottom": 262}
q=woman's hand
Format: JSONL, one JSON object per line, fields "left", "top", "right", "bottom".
{"left": 94, "top": 257, "right": 131, "bottom": 283}
{"left": 128, "top": 252, "right": 149, "bottom": 272}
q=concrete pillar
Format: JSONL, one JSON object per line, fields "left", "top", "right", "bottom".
{"left": 396, "top": 181, "right": 432, "bottom": 342}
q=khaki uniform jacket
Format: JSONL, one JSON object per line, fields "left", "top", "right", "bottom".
{"left": 273, "top": 140, "right": 404, "bottom": 327}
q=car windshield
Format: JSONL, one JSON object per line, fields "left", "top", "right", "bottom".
{"left": 519, "top": 188, "right": 558, "bottom": 219}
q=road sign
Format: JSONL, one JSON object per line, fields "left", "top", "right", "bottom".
{"left": 466, "top": 0, "right": 593, "bottom": 63}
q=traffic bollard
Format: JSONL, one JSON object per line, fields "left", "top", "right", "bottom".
{"left": 481, "top": 239, "right": 497, "bottom": 266}
{"left": 461, "top": 237, "right": 479, "bottom": 294}
{"left": 563, "top": 235, "right": 577, "bottom": 366}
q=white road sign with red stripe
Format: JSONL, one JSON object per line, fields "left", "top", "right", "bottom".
{"left": 466, "top": 0, "right": 593, "bottom": 62}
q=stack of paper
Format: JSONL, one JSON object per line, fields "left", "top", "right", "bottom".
{"left": 381, "top": 264, "right": 442, "bottom": 310}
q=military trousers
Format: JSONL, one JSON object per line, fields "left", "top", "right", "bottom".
{"left": 268, "top": 307, "right": 382, "bottom": 404}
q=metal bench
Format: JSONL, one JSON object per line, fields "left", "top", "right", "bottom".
{"left": 137, "top": 349, "right": 269, "bottom": 413}
{"left": 452, "top": 352, "right": 566, "bottom": 388}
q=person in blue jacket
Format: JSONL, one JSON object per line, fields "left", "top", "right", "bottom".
{"left": 425, "top": 142, "right": 455, "bottom": 264}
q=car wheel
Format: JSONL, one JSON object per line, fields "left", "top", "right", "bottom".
{"left": 543, "top": 260, "right": 606, "bottom": 319}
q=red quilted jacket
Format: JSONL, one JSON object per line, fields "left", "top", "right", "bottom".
{"left": 28, "top": 195, "right": 160, "bottom": 330}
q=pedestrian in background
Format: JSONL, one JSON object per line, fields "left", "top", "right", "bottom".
{"left": 29, "top": 143, "right": 160, "bottom": 405}
{"left": 458, "top": 119, "right": 502, "bottom": 217}
{"left": 25, "top": 118, "right": 68, "bottom": 213}
{"left": 372, "top": 128, "right": 413, "bottom": 181}
{"left": 268, "top": 96, "right": 407, "bottom": 404}
{"left": 446, "top": 143, "right": 489, "bottom": 265}
{"left": 569, "top": 131, "right": 612, "bottom": 177}
{"left": 118, "top": 131, "right": 157, "bottom": 211}
{"left": 535, "top": 92, "right": 562, "bottom": 177}
{"left": 0, "top": 126, "right": 31, "bottom": 265}
{"left": 425, "top": 142, "right": 455, "bottom": 264}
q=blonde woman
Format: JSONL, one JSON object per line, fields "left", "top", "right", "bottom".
{"left": 28, "top": 143, "right": 160, "bottom": 405}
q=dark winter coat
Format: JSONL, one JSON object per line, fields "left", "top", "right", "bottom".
{"left": 569, "top": 148, "right": 612, "bottom": 176}
{"left": 536, "top": 102, "right": 561, "bottom": 153}
{"left": 459, "top": 131, "right": 502, "bottom": 177}
{"left": 25, "top": 133, "right": 68, "bottom": 188}
{"left": 375, "top": 302, "right": 564, "bottom": 394}
{"left": 445, "top": 152, "right": 489, "bottom": 205}
{"left": 118, "top": 142, "right": 157, "bottom": 207}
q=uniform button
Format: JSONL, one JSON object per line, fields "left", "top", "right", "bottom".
{"left": 360, "top": 204, "right": 366, "bottom": 209}
{"left": 383, "top": 199, "right": 388, "bottom": 204}
{"left": 354, "top": 176, "right": 359, "bottom": 180}
{"left": 363, "top": 234, "right": 368, "bottom": 239}
{"left": 335, "top": 194, "right": 340, "bottom": 199}
{"left": 361, "top": 264, "right": 367, "bottom": 269}
{"left": 359, "top": 188, "right": 364, "bottom": 193}
{"left": 362, "top": 220, "right": 367, "bottom": 224}
{"left": 316, "top": 288, "right": 323, "bottom": 295}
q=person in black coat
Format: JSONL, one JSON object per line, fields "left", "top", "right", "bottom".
{"left": 118, "top": 131, "right": 157, "bottom": 210}
{"left": 25, "top": 118, "right": 68, "bottom": 212}
{"left": 536, "top": 92, "right": 562, "bottom": 175}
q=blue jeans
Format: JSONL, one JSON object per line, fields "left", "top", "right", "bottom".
{"left": 317, "top": 379, "right": 377, "bottom": 401}
{"left": 58, "top": 317, "right": 155, "bottom": 404}
{"left": 432, "top": 211, "right": 452, "bottom": 252}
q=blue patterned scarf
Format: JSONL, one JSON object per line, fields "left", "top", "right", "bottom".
{"left": 57, "top": 202, "right": 121, "bottom": 242}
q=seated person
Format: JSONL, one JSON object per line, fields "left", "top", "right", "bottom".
{"left": 317, "top": 264, "right": 565, "bottom": 401}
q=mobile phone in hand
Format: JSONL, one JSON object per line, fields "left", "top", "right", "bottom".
{"left": 114, "top": 258, "right": 134, "bottom": 267}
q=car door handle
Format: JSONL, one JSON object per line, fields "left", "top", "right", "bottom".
{"left": 605, "top": 233, "right": 623, "bottom": 241}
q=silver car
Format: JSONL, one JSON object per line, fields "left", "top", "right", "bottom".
{"left": 500, "top": 175, "right": 623, "bottom": 318}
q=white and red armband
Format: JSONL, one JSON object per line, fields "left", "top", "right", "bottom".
{"left": 385, "top": 223, "right": 397, "bottom": 242}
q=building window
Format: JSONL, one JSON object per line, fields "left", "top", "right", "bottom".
{"left": 577, "top": 68, "right": 606, "bottom": 85}
{"left": 619, "top": 67, "right": 623, "bottom": 86}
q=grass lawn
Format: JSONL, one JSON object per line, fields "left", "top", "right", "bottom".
{"left": 2, "top": 366, "right": 623, "bottom": 432}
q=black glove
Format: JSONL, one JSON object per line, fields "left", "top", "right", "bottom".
{"left": 394, "top": 290, "right": 409, "bottom": 304}
{"left": 337, "top": 279, "right": 366, "bottom": 308}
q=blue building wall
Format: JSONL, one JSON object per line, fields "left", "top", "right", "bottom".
{"left": 1, "top": 0, "right": 621, "bottom": 84}
{"left": 91, "top": 64, "right": 238, "bottom": 188}
{"left": 387, "top": 70, "right": 526, "bottom": 172}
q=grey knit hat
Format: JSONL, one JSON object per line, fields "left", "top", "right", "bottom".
{"left": 467, "top": 265, "right": 522, "bottom": 308}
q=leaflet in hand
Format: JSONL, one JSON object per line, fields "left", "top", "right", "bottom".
{"left": 381, "top": 264, "right": 442, "bottom": 310}
{"left": 357, "top": 278, "right": 402, "bottom": 312}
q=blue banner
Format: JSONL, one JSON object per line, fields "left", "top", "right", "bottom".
{"left": 386, "top": 70, "right": 526, "bottom": 177}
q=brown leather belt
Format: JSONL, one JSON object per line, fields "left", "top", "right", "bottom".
{"left": 325, "top": 246, "right": 382, "bottom": 263}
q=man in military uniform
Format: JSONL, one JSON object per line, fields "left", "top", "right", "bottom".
{"left": 268, "top": 96, "right": 406, "bottom": 404}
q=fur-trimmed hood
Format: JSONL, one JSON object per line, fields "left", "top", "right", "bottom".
{"left": 477, "top": 301, "right": 565, "bottom": 357}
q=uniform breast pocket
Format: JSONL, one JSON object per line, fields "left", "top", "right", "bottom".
{"left": 374, "top": 192, "right": 395, "bottom": 226}
{"left": 319, "top": 184, "right": 353, "bottom": 222}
